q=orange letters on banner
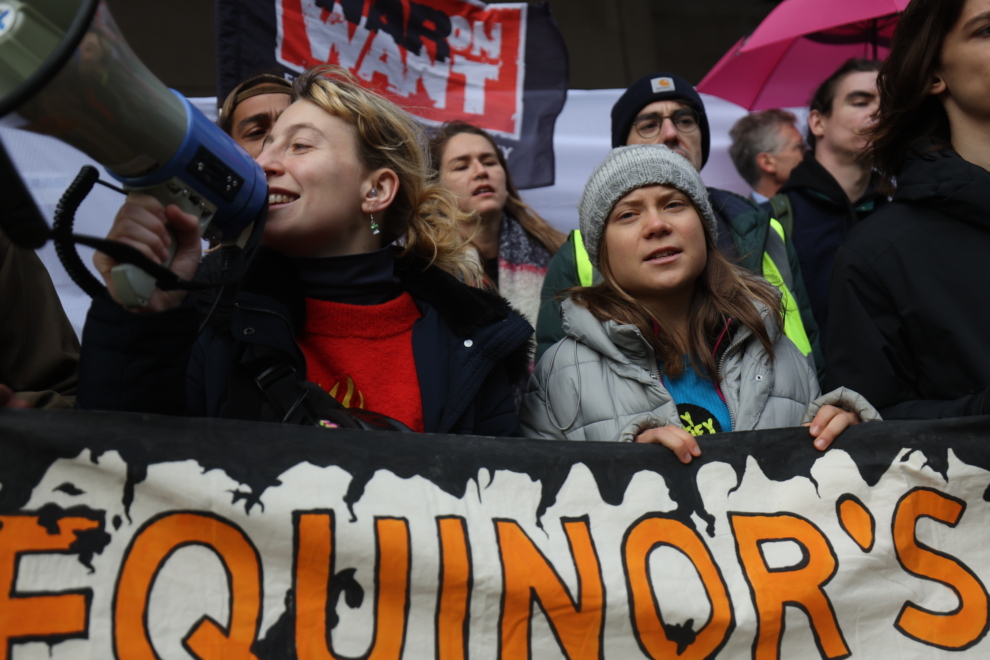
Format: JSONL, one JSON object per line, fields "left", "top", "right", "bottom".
{"left": 0, "top": 515, "right": 99, "bottom": 660}
{"left": 892, "top": 487, "right": 990, "bottom": 650}
{"left": 622, "top": 515, "right": 734, "bottom": 659}
{"left": 495, "top": 517, "right": 604, "bottom": 660}
{"left": 295, "top": 512, "right": 411, "bottom": 660}
{"left": 729, "top": 513, "right": 850, "bottom": 660}
{"left": 436, "top": 516, "right": 472, "bottom": 660}
{"left": 113, "top": 512, "right": 262, "bottom": 660}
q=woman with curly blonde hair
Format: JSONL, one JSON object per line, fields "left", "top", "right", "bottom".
{"left": 78, "top": 65, "right": 533, "bottom": 436}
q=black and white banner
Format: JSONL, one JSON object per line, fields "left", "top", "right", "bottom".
{"left": 3, "top": 410, "right": 990, "bottom": 658}
{"left": 215, "top": 0, "right": 569, "bottom": 189}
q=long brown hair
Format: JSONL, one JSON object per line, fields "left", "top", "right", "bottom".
{"left": 870, "top": 0, "right": 966, "bottom": 185}
{"left": 292, "top": 66, "right": 484, "bottom": 286}
{"left": 569, "top": 198, "right": 782, "bottom": 380}
{"left": 428, "top": 121, "right": 566, "bottom": 254}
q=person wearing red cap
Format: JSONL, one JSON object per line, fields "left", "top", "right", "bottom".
{"left": 535, "top": 72, "right": 823, "bottom": 382}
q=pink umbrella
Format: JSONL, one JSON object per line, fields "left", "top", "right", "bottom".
{"left": 697, "top": 0, "right": 910, "bottom": 110}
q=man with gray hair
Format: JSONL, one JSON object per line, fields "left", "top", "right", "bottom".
{"left": 729, "top": 109, "right": 806, "bottom": 204}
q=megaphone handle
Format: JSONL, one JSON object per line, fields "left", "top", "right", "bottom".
{"left": 109, "top": 177, "right": 217, "bottom": 308}
{"left": 110, "top": 227, "right": 177, "bottom": 307}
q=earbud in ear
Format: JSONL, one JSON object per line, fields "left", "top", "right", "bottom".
{"left": 370, "top": 188, "right": 378, "bottom": 198}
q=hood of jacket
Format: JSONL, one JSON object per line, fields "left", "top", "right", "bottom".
{"left": 781, "top": 151, "right": 851, "bottom": 206}
{"left": 893, "top": 144, "right": 990, "bottom": 231}
{"left": 558, "top": 296, "right": 781, "bottom": 378}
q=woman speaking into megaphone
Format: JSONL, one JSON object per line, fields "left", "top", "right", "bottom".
{"left": 78, "top": 65, "right": 533, "bottom": 436}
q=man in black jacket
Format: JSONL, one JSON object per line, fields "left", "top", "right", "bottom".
{"left": 762, "top": 59, "right": 886, "bottom": 355}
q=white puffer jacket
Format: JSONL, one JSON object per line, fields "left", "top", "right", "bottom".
{"left": 521, "top": 298, "right": 879, "bottom": 442}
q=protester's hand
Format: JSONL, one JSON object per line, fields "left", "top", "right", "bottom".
{"left": 635, "top": 425, "right": 702, "bottom": 464}
{"left": 804, "top": 404, "right": 860, "bottom": 451}
{"left": 0, "top": 385, "right": 31, "bottom": 409}
{"left": 93, "top": 193, "right": 202, "bottom": 312}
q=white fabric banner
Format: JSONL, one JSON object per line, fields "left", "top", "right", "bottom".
{"left": 2, "top": 410, "right": 990, "bottom": 659}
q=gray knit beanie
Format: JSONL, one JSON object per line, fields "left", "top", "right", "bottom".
{"left": 578, "top": 145, "right": 717, "bottom": 268}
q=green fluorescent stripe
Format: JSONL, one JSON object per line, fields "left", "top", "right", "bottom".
{"left": 762, "top": 250, "right": 812, "bottom": 356}
{"left": 573, "top": 230, "right": 594, "bottom": 288}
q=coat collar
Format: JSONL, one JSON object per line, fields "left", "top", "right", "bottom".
{"left": 895, "top": 144, "right": 990, "bottom": 230}
{"left": 559, "top": 296, "right": 778, "bottom": 381}
{"left": 560, "top": 297, "right": 657, "bottom": 384}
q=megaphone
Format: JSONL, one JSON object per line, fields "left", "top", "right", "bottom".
{"left": 0, "top": 0, "right": 267, "bottom": 306}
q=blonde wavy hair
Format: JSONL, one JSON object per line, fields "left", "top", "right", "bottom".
{"left": 291, "top": 65, "right": 484, "bottom": 286}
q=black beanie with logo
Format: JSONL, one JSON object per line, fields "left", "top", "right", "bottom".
{"left": 610, "top": 72, "right": 711, "bottom": 168}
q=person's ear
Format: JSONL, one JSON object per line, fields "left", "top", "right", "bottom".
{"left": 756, "top": 151, "right": 777, "bottom": 176}
{"left": 361, "top": 169, "right": 399, "bottom": 215}
{"left": 930, "top": 71, "right": 947, "bottom": 96}
{"left": 807, "top": 110, "right": 826, "bottom": 140}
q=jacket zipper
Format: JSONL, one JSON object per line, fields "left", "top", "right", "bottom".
{"left": 717, "top": 330, "right": 750, "bottom": 432}
{"left": 234, "top": 303, "right": 305, "bottom": 374}
{"left": 715, "top": 308, "right": 772, "bottom": 432}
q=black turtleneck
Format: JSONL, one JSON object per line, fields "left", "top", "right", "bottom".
{"left": 292, "top": 247, "right": 402, "bottom": 305}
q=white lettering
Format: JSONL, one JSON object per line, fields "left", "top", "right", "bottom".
{"left": 452, "top": 55, "right": 500, "bottom": 114}
{"left": 302, "top": 0, "right": 370, "bottom": 70}
{"left": 404, "top": 48, "right": 451, "bottom": 110}
{"left": 498, "top": 145, "right": 513, "bottom": 159}
{"left": 471, "top": 20, "right": 502, "bottom": 59}
{"left": 357, "top": 29, "right": 406, "bottom": 93}
{"left": 449, "top": 15, "right": 472, "bottom": 50}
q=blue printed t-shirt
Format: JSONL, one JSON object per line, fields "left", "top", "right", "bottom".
{"left": 660, "top": 358, "right": 732, "bottom": 435}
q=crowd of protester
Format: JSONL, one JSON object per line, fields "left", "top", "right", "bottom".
{"left": 2, "top": 0, "right": 988, "bottom": 464}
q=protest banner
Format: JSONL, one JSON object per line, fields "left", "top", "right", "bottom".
{"left": 2, "top": 410, "right": 990, "bottom": 659}
{"left": 215, "top": 0, "right": 569, "bottom": 189}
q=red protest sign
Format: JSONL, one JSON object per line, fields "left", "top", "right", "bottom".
{"left": 275, "top": 0, "right": 526, "bottom": 138}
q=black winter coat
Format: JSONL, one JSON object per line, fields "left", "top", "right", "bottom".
{"left": 826, "top": 146, "right": 990, "bottom": 420}
{"left": 78, "top": 249, "right": 533, "bottom": 436}
{"left": 764, "top": 152, "right": 886, "bottom": 354}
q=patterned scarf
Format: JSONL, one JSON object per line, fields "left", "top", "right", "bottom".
{"left": 496, "top": 212, "right": 552, "bottom": 331}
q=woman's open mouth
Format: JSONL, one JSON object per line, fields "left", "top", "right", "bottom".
{"left": 645, "top": 248, "right": 682, "bottom": 264}
{"left": 473, "top": 185, "right": 495, "bottom": 197}
{"left": 268, "top": 192, "right": 300, "bottom": 207}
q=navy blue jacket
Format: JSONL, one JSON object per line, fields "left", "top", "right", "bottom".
{"left": 762, "top": 153, "right": 886, "bottom": 355}
{"left": 78, "top": 249, "right": 533, "bottom": 436}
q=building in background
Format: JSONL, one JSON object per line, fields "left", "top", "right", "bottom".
{"left": 106, "top": 0, "right": 784, "bottom": 96}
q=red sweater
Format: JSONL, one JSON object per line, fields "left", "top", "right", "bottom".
{"left": 298, "top": 292, "right": 424, "bottom": 432}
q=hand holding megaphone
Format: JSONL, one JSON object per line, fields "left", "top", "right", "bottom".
{"left": 0, "top": 0, "right": 268, "bottom": 308}
{"left": 94, "top": 193, "right": 202, "bottom": 312}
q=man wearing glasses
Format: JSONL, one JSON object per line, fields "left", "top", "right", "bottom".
{"left": 535, "top": 72, "right": 823, "bottom": 383}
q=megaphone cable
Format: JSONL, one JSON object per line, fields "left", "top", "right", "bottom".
{"left": 52, "top": 165, "right": 107, "bottom": 299}
{"left": 51, "top": 165, "right": 269, "bottom": 332}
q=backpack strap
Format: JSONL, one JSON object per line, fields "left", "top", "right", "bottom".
{"left": 226, "top": 347, "right": 412, "bottom": 431}
{"left": 768, "top": 193, "right": 794, "bottom": 239}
